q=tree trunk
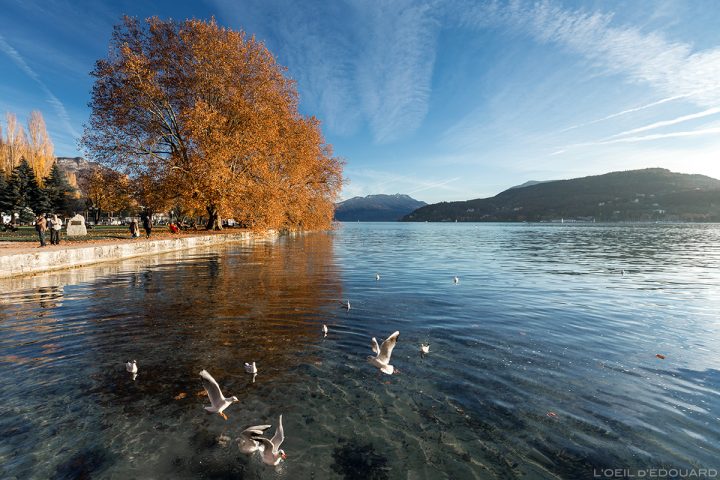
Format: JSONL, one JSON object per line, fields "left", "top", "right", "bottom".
{"left": 206, "top": 205, "right": 222, "bottom": 230}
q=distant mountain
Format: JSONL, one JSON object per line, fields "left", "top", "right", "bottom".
{"left": 335, "top": 194, "right": 427, "bottom": 222}
{"left": 55, "top": 156, "right": 103, "bottom": 190}
{"left": 508, "top": 180, "right": 551, "bottom": 190}
{"left": 403, "top": 168, "right": 720, "bottom": 222}
{"left": 55, "top": 157, "right": 100, "bottom": 176}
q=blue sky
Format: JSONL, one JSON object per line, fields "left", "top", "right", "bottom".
{"left": 1, "top": 0, "right": 720, "bottom": 203}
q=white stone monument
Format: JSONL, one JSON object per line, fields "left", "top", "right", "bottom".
{"left": 66, "top": 214, "right": 87, "bottom": 236}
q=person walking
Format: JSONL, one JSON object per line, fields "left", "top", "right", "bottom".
{"left": 141, "top": 210, "right": 152, "bottom": 239}
{"left": 50, "top": 214, "right": 62, "bottom": 245}
{"left": 35, "top": 214, "right": 48, "bottom": 247}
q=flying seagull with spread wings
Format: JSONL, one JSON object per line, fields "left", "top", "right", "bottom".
{"left": 237, "top": 424, "right": 272, "bottom": 454}
{"left": 256, "top": 414, "right": 287, "bottom": 466}
{"left": 199, "top": 369, "right": 238, "bottom": 420}
{"left": 368, "top": 331, "right": 400, "bottom": 375}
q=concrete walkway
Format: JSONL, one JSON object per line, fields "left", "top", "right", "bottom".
{"left": 0, "top": 230, "right": 278, "bottom": 278}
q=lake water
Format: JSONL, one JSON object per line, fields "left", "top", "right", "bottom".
{"left": 1, "top": 223, "right": 719, "bottom": 479}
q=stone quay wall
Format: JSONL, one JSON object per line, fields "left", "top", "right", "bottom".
{"left": 0, "top": 231, "right": 278, "bottom": 279}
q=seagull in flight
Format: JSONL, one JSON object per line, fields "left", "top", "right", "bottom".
{"left": 199, "top": 369, "right": 238, "bottom": 420}
{"left": 237, "top": 424, "right": 272, "bottom": 454}
{"left": 453, "top": 276, "right": 459, "bottom": 284}
{"left": 322, "top": 324, "right": 328, "bottom": 337}
{"left": 376, "top": 273, "right": 381, "bottom": 281}
{"left": 368, "top": 331, "right": 400, "bottom": 375}
{"left": 420, "top": 343, "right": 430, "bottom": 354}
{"left": 344, "top": 300, "right": 351, "bottom": 310}
{"left": 256, "top": 414, "right": 287, "bottom": 466}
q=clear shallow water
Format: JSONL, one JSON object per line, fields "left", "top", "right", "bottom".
{"left": 1, "top": 223, "right": 719, "bottom": 479}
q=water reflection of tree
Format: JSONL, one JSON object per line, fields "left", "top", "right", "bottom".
{"left": 84, "top": 233, "right": 342, "bottom": 399}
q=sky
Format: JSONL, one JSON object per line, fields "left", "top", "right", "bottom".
{"left": 1, "top": 0, "right": 720, "bottom": 203}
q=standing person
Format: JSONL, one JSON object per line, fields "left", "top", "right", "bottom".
{"left": 141, "top": 210, "right": 152, "bottom": 238}
{"left": 50, "top": 214, "right": 63, "bottom": 245}
{"left": 35, "top": 214, "right": 48, "bottom": 247}
{"left": 129, "top": 218, "right": 139, "bottom": 238}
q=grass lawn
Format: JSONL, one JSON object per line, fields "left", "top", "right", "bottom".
{"left": 0, "top": 225, "right": 141, "bottom": 243}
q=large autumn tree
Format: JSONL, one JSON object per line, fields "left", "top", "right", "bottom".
{"left": 77, "top": 166, "right": 132, "bottom": 224}
{"left": 82, "top": 16, "right": 342, "bottom": 230}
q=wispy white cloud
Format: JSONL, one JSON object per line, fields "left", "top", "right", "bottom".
{"left": 598, "top": 126, "right": 720, "bottom": 145}
{"left": 0, "top": 33, "right": 79, "bottom": 139}
{"left": 608, "top": 106, "right": 720, "bottom": 138}
{"left": 354, "top": 1, "right": 439, "bottom": 143}
{"left": 554, "top": 92, "right": 708, "bottom": 134}
{"left": 554, "top": 124, "right": 720, "bottom": 153}
{"left": 211, "top": 0, "right": 439, "bottom": 144}
{"left": 406, "top": 176, "right": 461, "bottom": 195}
{"left": 498, "top": 1, "right": 720, "bottom": 108}
{"left": 446, "top": 0, "right": 720, "bottom": 163}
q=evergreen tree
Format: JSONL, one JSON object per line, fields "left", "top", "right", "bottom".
{"left": 0, "top": 171, "right": 11, "bottom": 214}
{"left": 6, "top": 158, "right": 51, "bottom": 219}
{"left": 44, "top": 162, "right": 75, "bottom": 214}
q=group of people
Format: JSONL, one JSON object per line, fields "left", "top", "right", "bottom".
{"left": 129, "top": 211, "right": 153, "bottom": 239}
{"left": 33, "top": 210, "right": 191, "bottom": 246}
{"left": 34, "top": 213, "right": 63, "bottom": 247}
{"left": 129, "top": 212, "right": 193, "bottom": 238}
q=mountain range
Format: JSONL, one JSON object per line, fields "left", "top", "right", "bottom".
{"left": 334, "top": 194, "right": 426, "bottom": 222}
{"left": 403, "top": 168, "right": 720, "bottom": 222}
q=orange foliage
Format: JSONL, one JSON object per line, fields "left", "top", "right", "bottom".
{"left": 77, "top": 166, "right": 132, "bottom": 221}
{"left": 82, "top": 17, "right": 343, "bottom": 230}
{"left": 26, "top": 111, "right": 55, "bottom": 185}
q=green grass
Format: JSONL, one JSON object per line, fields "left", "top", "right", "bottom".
{"left": 0, "top": 225, "right": 135, "bottom": 243}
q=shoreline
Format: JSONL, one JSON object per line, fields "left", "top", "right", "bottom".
{"left": 0, "top": 230, "right": 278, "bottom": 279}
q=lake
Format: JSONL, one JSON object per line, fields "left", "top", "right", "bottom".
{"left": 1, "top": 222, "right": 719, "bottom": 479}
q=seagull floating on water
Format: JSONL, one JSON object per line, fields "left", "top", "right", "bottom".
{"left": 126, "top": 360, "right": 137, "bottom": 374}
{"left": 237, "top": 424, "right": 272, "bottom": 454}
{"left": 453, "top": 276, "right": 460, "bottom": 284}
{"left": 256, "top": 414, "right": 287, "bottom": 466}
{"left": 344, "top": 300, "right": 351, "bottom": 310}
{"left": 322, "top": 324, "right": 328, "bottom": 337}
{"left": 126, "top": 360, "right": 138, "bottom": 380}
{"left": 420, "top": 343, "right": 430, "bottom": 354}
{"left": 376, "top": 273, "right": 381, "bottom": 281}
{"left": 368, "top": 331, "right": 400, "bottom": 375}
{"left": 244, "top": 362, "right": 257, "bottom": 374}
{"left": 199, "top": 369, "right": 238, "bottom": 420}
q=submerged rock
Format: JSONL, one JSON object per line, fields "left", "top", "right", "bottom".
{"left": 331, "top": 441, "right": 389, "bottom": 480}
{"left": 53, "top": 447, "right": 112, "bottom": 480}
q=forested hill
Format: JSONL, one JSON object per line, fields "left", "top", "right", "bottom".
{"left": 335, "top": 194, "right": 426, "bottom": 221}
{"left": 402, "top": 168, "right": 720, "bottom": 222}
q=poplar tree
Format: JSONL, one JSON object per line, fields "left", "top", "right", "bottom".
{"left": 26, "top": 111, "right": 55, "bottom": 184}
